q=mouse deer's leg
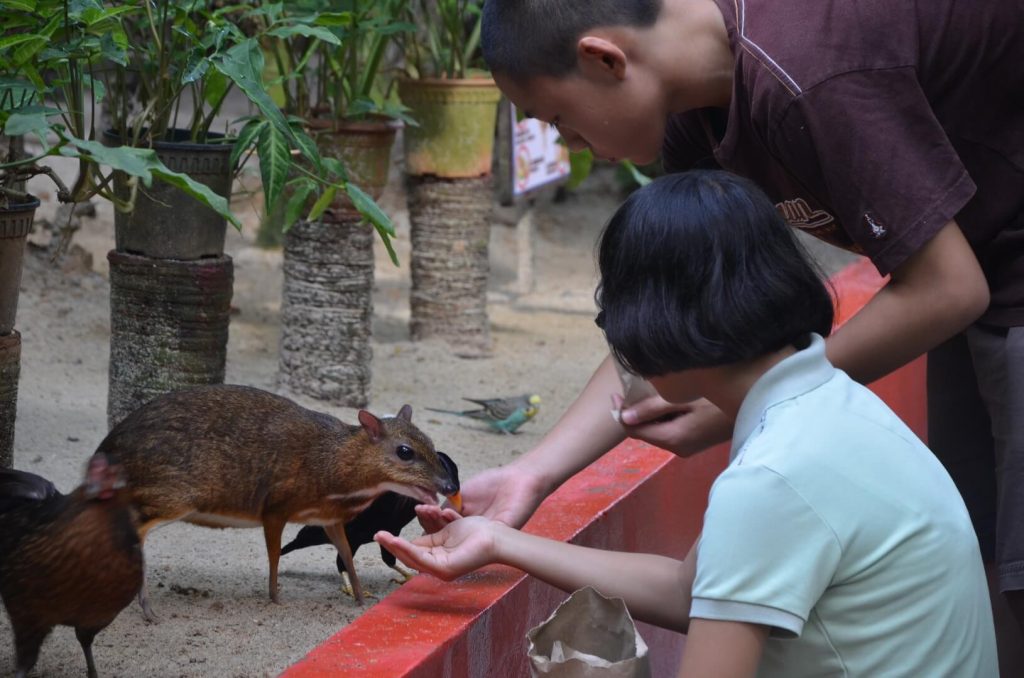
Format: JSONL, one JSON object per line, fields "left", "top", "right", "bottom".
{"left": 263, "top": 517, "right": 287, "bottom": 603}
{"left": 135, "top": 519, "right": 158, "bottom": 622}
{"left": 325, "top": 522, "right": 364, "bottom": 605}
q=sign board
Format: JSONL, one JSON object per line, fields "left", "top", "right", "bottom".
{"left": 510, "top": 104, "right": 571, "bottom": 197}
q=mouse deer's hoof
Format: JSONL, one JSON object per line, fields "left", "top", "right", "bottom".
{"left": 138, "top": 591, "right": 158, "bottom": 623}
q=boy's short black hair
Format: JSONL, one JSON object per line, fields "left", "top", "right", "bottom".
{"left": 596, "top": 170, "right": 835, "bottom": 377}
{"left": 481, "top": 0, "right": 661, "bottom": 82}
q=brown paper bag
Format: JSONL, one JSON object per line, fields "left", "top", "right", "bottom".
{"left": 526, "top": 587, "right": 651, "bottom": 678}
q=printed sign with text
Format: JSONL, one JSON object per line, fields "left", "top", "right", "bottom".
{"left": 511, "top": 105, "right": 571, "bottom": 196}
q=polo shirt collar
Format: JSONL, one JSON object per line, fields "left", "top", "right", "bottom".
{"left": 730, "top": 334, "right": 835, "bottom": 460}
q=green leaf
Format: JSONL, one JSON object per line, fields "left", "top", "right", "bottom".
{"left": 376, "top": 227, "right": 399, "bottom": 267}
{"left": 229, "top": 119, "right": 266, "bottom": 168}
{"left": 0, "top": 78, "right": 39, "bottom": 111}
{"left": 321, "top": 157, "right": 348, "bottom": 182}
{"left": 291, "top": 127, "right": 320, "bottom": 174}
{"left": 12, "top": 15, "right": 58, "bottom": 67}
{"left": 203, "top": 68, "right": 230, "bottom": 108}
{"left": 345, "top": 182, "right": 395, "bottom": 237}
{"left": 83, "top": 74, "right": 105, "bottom": 105}
{"left": 620, "top": 159, "right": 652, "bottom": 187}
{"left": 151, "top": 166, "right": 242, "bottom": 229}
{"left": 213, "top": 39, "right": 309, "bottom": 162}
{"left": 183, "top": 58, "right": 210, "bottom": 85}
{"left": 3, "top": 105, "right": 59, "bottom": 136}
{"left": 307, "top": 185, "right": 337, "bottom": 222}
{"left": 267, "top": 25, "right": 340, "bottom": 46}
{"left": 257, "top": 122, "right": 289, "bottom": 213}
{"left": 98, "top": 31, "right": 128, "bottom": 66}
{"left": 0, "top": 33, "right": 43, "bottom": 52}
{"left": 66, "top": 138, "right": 155, "bottom": 183}
{"left": 313, "top": 12, "right": 353, "bottom": 27}
{"left": 0, "top": 0, "right": 37, "bottom": 11}
{"left": 281, "top": 181, "right": 314, "bottom": 231}
{"left": 566, "top": 149, "right": 593, "bottom": 191}
{"left": 85, "top": 4, "right": 135, "bottom": 25}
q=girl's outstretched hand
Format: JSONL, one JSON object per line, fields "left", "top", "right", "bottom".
{"left": 616, "top": 394, "right": 733, "bottom": 456}
{"left": 374, "top": 514, "right": 502, "bottom": 582}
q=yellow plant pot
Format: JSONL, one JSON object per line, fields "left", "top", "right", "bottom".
{"left": 398, "top": 77, "right": 502, "bottom": 178}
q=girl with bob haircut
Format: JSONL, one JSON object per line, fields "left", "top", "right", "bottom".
{"left": 377, "top": 171, "right": 996, "bottom": 677}
{"left": 595, "top": 170, "right": 834, "bottom": 376}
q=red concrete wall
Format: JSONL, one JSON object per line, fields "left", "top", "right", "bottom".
{"left": 283, "top": 259, "right": 926, "bottom": 677}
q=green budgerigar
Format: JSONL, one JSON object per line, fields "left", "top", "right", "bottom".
{"left": 426, "top": 394, "right": 541, "bottom": 434}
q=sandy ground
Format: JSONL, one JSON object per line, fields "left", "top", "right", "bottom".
{"left": 2, "top": 139, "right": 859, "bottom": 676}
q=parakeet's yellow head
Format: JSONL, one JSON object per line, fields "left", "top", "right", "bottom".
{"left": 525, "top": 395, "right": 541, "bottom": 419}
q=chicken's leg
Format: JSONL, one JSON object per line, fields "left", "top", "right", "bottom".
{"left": 75, "top": 626, "right": 100, "bottom": 678}
{"left": 325, "top": 522, "right": 364, "bottom": 604}
{"left": 13, "top": 622, "right": 48, "bottom": 678}
{"left": 382, "top": 548, "right": 416, "bottom": 584}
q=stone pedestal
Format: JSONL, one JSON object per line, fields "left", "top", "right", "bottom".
{"left": 0, "top": 330, "right": 20, "bottom": 468}
{"left": 107, "top": 251, "right": 233, "bottom": 429}
{"left": 278, "top": 216, "right": 374, "bottom": 407}
{"left": 408, "top": 175, "right": 493, "bottom": 357}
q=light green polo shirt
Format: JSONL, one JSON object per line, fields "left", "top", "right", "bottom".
{"left": 690, "top": 334, "right": 997, "bottom": 677}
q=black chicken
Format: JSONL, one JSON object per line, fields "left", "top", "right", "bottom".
{"left": 0, "top": 454, "right": 143, "bottom": 678}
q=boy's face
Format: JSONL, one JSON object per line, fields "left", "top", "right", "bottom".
{"left": 495, "top": 71, "right": 667, "bottom": 165}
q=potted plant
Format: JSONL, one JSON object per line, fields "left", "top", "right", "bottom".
{"left": 398, "top": 0, "right": 499, "bottom": 356}
{"left": 398, "top": 0, "right": 499, "bottom": 178}
{"left": 0, "top": 0, "right": 241, "bottom": 457}
{"left": 258, "top": 0, "right": 411, "bottom": 405}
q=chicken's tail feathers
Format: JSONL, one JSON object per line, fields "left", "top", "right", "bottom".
{"left": 281, "top": 525, "right": 331, "bottom": 555}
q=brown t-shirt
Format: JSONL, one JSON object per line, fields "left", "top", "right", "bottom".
{"left": 663, "top": 0, "right": 1024, "bottom": 325}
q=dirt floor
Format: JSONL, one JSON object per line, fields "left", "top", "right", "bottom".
{"left": 1, "top": 146, "right": 859, "bottom": 676}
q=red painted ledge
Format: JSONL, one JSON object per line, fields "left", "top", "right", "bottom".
{"left": 283, "top": 259, "right": 926, "bottom": 677}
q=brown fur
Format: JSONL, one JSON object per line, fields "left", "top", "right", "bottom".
{"left": 95, "top": 384, "right": 457, "bottom": 613}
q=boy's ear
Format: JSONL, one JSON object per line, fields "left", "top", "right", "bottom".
{"left": 577, "top": 36, "right": 627, "bottom": 80}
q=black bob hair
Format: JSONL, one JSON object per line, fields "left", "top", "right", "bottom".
{"left": 596, "top": 170, "right": 835, "bottom": 377}
{"left": 481, "top": 0, "right": 661, "bottom": 82}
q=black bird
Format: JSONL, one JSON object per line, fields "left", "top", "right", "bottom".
{"left": 282, "top": 451, "right": 460, "bottom": 591}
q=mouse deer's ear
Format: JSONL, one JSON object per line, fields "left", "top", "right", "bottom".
{"left": 397, "top": 404, "right": 413, "bottom": 421}
{"left": 358, "top": 410, "right": 385, "bottom": 442}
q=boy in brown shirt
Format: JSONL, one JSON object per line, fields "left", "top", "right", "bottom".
{"left": 454, "top": 0, "right": 1024, "bottom": 671}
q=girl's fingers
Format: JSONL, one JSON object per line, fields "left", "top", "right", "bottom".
{"left": 376, "top": 532, "right": 431, "bottom": 570}
{"left": 415, "top": 504, "right": 450, "bottom": 533}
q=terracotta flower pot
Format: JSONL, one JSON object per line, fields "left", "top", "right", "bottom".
{"left": 0, "top": 196, "right": 38, "bottom": 336}
{"left": 309, "top": 118, "right": 399, "bottom": 220}
{"left": 105, "top": 129, "right": 233, "bottom": 260}
{"left": 398, "top": 77, "right": 502, "bottom": 178}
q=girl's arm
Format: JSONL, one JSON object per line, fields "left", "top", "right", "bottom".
{"left": 677, "top": 619, "right": 768, "bottom": 678}
{"left": 376, "top": 511, "right": 698, "bottom": 634}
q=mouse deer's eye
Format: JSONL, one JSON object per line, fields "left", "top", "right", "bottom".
{"left": 396, "top": 445, "right": 415, "bottom": 461}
